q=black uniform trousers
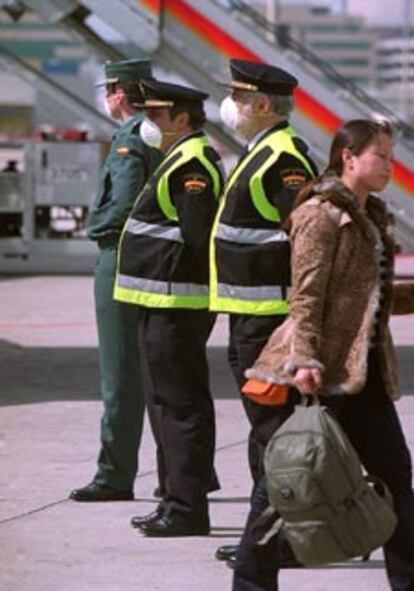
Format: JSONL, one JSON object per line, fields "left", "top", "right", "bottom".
{"left": 138, "top": 307, "right": 216, "bottom": 525}
{"left": 228, "top": 314, "right": 295, "bottom": 485}
{"left": 233, "top": 350, "right": 414, "bottom": 591}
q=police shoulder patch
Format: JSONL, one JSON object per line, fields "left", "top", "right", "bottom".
{"left": 280, "top": 168, "right": 307, "bottom": 188}
{"left": 117, "top": 146, "right": 130, "bottom": 155}
{"left": 183, "top": 173, "right": 209, "bottom": 194}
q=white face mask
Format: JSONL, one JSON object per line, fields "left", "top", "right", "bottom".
{"left": 139, "top": 117, "right": 163, "bottom": 149}
{"left": 219, "top": 96, "right": 240, "bottom": 131}
{"left": 220, "top": 96, "right": 257, "bottom": 139}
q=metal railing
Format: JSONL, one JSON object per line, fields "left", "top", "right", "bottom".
{"left": 0, "top": 40, "right": 117, "bottom": 135}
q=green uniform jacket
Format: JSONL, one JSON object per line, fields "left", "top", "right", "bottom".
{"left": 87, "top": 113, "right": 162, "bottom": 241}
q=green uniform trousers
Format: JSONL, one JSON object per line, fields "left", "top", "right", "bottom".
{"left": 93, "top": 244, "right": 145, "bottom": 491}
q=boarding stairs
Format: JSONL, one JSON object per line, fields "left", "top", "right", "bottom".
{"left": 5, "top": 0, "right": 414, "bottom": 249}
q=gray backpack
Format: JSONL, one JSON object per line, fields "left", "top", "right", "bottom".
{"left": 260, "top": 398, "right": 397, "bottom": 566}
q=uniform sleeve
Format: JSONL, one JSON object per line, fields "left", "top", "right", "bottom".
{"left": 107, "top": 133, "right": 154, "bottom": 228}
{"left": 88, "top": 131, "right": 161, "bottom": 237}
{"left": 262, "top": 151, "right": 316, "bottom": 223}
{"left": 170, "top": 157, "right": 222, "bottom": 261}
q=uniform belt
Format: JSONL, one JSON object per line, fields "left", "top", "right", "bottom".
{"left": 96, "top": 233, "right": 120, "bottom": 249}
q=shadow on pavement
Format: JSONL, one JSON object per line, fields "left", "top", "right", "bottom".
{"left": 0, "top": 341, "right": 237, "bottom": 406}
{"left": 1, "top": 339, "right": 413, "bottom": 407}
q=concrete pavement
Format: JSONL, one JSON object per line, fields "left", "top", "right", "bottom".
{"left": 0, "top": 271, "right": 413, "bottom": 591}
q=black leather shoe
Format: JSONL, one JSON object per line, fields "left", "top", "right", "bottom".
{"left": 138, "top": 515, "right": 210, "bottom": 537}
{"left": 130, "top": 508, "right": 162, "bottom": 528}
{"left": 215, "top": 544, "right": 238, "bottom": 561}
{"left": 69, "top": 482, "right": 134, "bottom": 502}
{"left": 217, "top": 542, "right": 302, "bottom": 569}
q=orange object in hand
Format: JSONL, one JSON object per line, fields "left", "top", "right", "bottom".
{"left": 242, "top": 379, "right": 289, "bottom": 406}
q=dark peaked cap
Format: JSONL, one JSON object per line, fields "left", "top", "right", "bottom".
{"left": 135, "top": 79, "right": 209, "bottom": 108}
{"left": 96, "top": 58, "right": 152, "bottom": 87}
{"left": 225, "top": 59, "right": 298, "bottom": 96}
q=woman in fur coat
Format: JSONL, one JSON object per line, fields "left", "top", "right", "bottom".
{"left": 232, "top": 119, "right": 414, "bottom": 591}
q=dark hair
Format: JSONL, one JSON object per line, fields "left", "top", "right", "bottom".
{"left": 326, "top": 118, "right": 393, "bottom": 176}
{"left": 294, "top": 118, "right": 394, "bottom": 209}
{"left": 106, "top": 81, "right": 145, "bottom": 108}
{"left": 170, "top": 101, "right": 206, "bottom": 130}
{"left": 119, "top": 81, "right": 145, "bottom": 108}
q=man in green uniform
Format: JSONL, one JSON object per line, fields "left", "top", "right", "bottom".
{"left": 210, "top": 59, "right": 318, "bottom": 563}
{"left": 114, "top": 79, "right": 224, "bottom": 535}
{"left": 70, "top": 59, "right": 162, "bottom": 502}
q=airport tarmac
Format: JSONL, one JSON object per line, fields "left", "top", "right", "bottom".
{"left": 0, "top": 261, "right": 413, "bottom": 591}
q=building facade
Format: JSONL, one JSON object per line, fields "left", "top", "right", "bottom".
{"left": 252, "top": 3, "right": 378, "bottom": 87}
{"left": 375, "top": 32, "right": 414, "bottom": 122}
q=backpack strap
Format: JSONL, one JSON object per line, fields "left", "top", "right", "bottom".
{"left": 253, "top": 505, "right": 283, "bottom": 546}
{"left": 300, "top": 393, "right": 321, "bottom": 407}
{"left": 256, "top": 516, "right": 283, "bottom": 546}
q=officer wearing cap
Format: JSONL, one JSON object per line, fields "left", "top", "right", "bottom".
{"left": 210, "top": 59, "right": 317, "bottom": 563}
{"left": 70, "top": 59, "right": 162, "bottom": 502}
{"left": 114, "top": 79, "right": 224, "bottom": 536}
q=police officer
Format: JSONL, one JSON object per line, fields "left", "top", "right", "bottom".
{"left": 70, "top": 59, "right": 162, "bottom": 502}
{"left": 114, "top": 80, "right": 224, "bottom": 536}
{"left": 210, "top": 59, "right": 317, "bottom": 561}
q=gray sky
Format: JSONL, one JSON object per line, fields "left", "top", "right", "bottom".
{"left": 277, "top": 0, "right": 413, "bottom": 27}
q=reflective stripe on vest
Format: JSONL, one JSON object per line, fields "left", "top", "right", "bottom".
{"left": 115, "top": 273, "right": 209, "bottom": 309}
{"left": 218, "top": 283, "right": 285, "bottom": 300}
{"left": 126, "top": 218, "right": 184, "bottom": 243}
{"left": 216, "top": 223, "right": 288, "bottom": 245}
{"left": 118, "top": 274, "right": 209, "bottom": 297}
{"left": 115, "top": 135, "right": 221, "bottom": 310}
{"left": 210, "top": 126, "right": 314, "bottom": 315}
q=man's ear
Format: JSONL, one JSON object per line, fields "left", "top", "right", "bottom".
{"left": 173, "top": 111, "right": 190, "bottom": 130}
{"left": 116, "top": 87, "right": 128, "bottom": 106}
{"left": 255, "top": 94, "right": 272, "bottom": 114}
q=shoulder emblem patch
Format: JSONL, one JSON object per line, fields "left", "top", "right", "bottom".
{"left": 183, "top": 173, "right": 209, "bottom": 194}
{"left": 117, "top": 146, "right": 130, "bottom": 156}
{"left": 280, "top": 168, "right": 307, "bottom": 188}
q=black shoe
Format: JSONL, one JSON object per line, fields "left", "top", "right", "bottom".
{"left": 69, "top": 482, "right": 133, "bottom": 502}
{"left": 130, "top": 508, "right": 162, "bottom": 529}
{"left": 138, "top": 514, "right": 210, "bottom": 537}
{"left": 215, "top": 544, "right": 238, "bottom": 561}
{"left": 217, "top": 542, "right": 302, "bottom": 569}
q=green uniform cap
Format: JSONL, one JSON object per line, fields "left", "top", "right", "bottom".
{"left": 96, "top": 58, "right": 152, "bottom": 87}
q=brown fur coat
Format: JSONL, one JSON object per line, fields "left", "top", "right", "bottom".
{"left": 246, "top": 176, "right": 414, "bottom": 399}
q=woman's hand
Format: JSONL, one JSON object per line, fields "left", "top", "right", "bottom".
{"left": 293, "top": 368, "right": 322, "bottom": 395}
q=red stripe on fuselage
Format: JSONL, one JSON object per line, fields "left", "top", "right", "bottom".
{"left": 140, "top": 0, "right": 414, "bottom": 194}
